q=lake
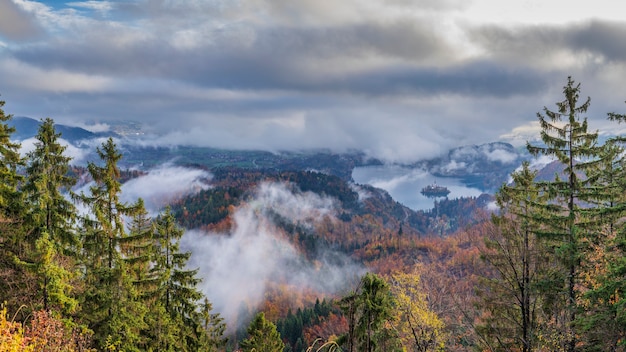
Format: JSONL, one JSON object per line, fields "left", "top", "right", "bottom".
{"left": 352, "top": 165, "right": 484, "bottom": 211}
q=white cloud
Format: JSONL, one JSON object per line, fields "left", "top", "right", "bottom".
{"left": 0, "top": 58, "right": 112, "bottom": 93}
{"left": 19, "top": 136, "right": 90, "bottom": 164}
{"left": 349, "top": 182, "right": 371, "bottom": 201}
{"left": 484, "top": 148, "right": 518, "bottom": 164}
{"left": 499, "top": 121, "right": 542, "bottom": 147}
{"left": 67, "top": 1, "right": 113, "bottom": 14}
{"left": 443, "top": 160, "right": 467, "bottom": 172}
{"left": 120, "top": 163, "right": 212, "bottom": 214}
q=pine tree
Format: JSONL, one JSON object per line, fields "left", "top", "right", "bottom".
{"left": 22, "top": 118, "right": 79, "bottom": 314}
{"left": 122, "top": 198, "right": 169, "bottom": 351}
{"left": 526, "top": 76, "right": 604, "bottom": 351}
{"left": 240, "top": 312, "right": 285, "bottom": 352}
{"left": 77, "top": 137, "right": 146, "bottom": 350}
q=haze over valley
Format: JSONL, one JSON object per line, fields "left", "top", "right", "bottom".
{"left": 3, "top": 0, "right": 626, "bottom": 351}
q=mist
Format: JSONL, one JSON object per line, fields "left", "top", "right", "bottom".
{"left": 181, "top": 182, "right": 365, "bottom": 330}
{"left": 120, "top": 163, "right": 212, "bottom": 214}
{"left": 72, "top": 163, "right": 212, "bottom": 218}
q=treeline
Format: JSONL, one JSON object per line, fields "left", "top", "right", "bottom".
{"left": 0, "top": 102, "right": 226, "bottom": 351}
{"left": 172, "top": 168, "right": 490, "bottom": 246}
{"left": 239, "top": 270, "right": 446, "bottom": 352}
{"left": 477, "top": 77, "right": 626, "bottom": 351}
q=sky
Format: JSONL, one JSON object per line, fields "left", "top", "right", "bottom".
{"left": 2, "top": 0, "right": 626, "bottom": 163}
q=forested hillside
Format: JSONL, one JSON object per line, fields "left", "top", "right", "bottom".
{"left": 2, "top": 77, "right": 626, "bottom": 352}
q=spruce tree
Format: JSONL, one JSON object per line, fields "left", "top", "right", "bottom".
{"left": 526, "top": 76, "right": 604, "bottom": 351}
{"left": 478, "top": 162, "right": 554, "bottom": 351}
{"left": 198, "top": 297, "right": 228, "bottom": 351}
{"left": 340, "top": 273, "right": 400, "bottom": 352}
{"left": 579, "top": 110, "right": 626, "bottom": 350}
{"left": 0, "top": 98, "right": 31, "bottom": 318}
{"left": 77, "top": 137, "right": 146, "bottom": 350}
{"left": 122, "top": 198, "right": 157, "bottom": 298}
{"left": 153, "top": 206, "right": 204, "bottom": 351}
{"left": 240, "top": 312, "right": 285, "bottom": 352}
{"left": 0, "top": 99, "right": 23, "bottom": 218}
{"left": 22, "top": 118, "right": 79, "bottom": 314}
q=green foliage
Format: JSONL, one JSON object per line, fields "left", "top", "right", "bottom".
{"left": 477, "top": 162, "right": 553, "bottom": 352}
{"left": 22, "top": 118, "right": 79, "bottom": 314}
{"left": 0, "top": 98, "right": 227, "bottom": 351}
{"left": 153, "top": 207, "right": 207, "bottom": 351}
{"left": 526, "top": 76, "right": 604, "bottom": 351}
{"left": 0, "top": 99, "right": 24, "bottom": 218}
{"left": 240, "top": 312, "right": 285, "bottom": 352}
{"left": 77, "top": 138, "right": 147, "bottom": 350}
{"left": 339, "top": 273, "right": 400, "bottom": 352}
{"left": 478, "top": 78, "right": 626, "bottom": 351}
{"left": 276, "top": 298, "right": 336, "bottom": 350}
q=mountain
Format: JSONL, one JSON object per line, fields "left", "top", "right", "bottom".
{"left": 410, "top": 142, "right": 526, "bottom": 191}
{"left": 9, "top": 115, "right": 528, "bottom": 194}
{"left": 9, "top": 116, "right": 116, "bottom": 142}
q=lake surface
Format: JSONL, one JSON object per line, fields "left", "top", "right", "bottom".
{"left": 352, "top": 165, "right": 484, "bottom": 211}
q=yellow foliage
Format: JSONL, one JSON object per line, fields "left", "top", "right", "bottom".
{"left": 390, "top": 270, "right": 445, "bottom": 352}
{"left": 0, "top": 306, "right": 34, "bottom": 352}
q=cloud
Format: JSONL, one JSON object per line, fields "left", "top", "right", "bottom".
{"left": 71, "top": 161, "right": 213, "bottom": 225}
{"left": 3, "top": 0, "right": 626, "bottom": 164}
{"left": 366, "top": 166, "right": 429, "bottom": 192}
{"left": 182, "top": 182, "right": 363, "bottom": 330}
{"left": 67, "top": 1, "right": 113, "bottom": 14}
{"left": 443, "top": 160, "right": 467, "bottom": 173}
{"left": 349, "top": 182, "right": 371, "bottom": 201}
{"left": 120, "top": 163, "right": 212, "bottom": 214}
{"left": 484, "top": 148, "right": 518, "bottom": 164}
{"left": 0, "top": 0, "right": 43, "bottom": 41}
{"left": 19, "top": 136, "right": 91, "bottom": 164}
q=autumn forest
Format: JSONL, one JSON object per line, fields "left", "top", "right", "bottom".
{"left": 2, "top": 77, "right": 626, "bottom": 351}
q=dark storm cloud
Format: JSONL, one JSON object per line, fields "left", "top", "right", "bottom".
{"left": 329, "top": 61, "right": 549, "bottom": 97}
{"left": 0, "top": 0, "right": 43, "bottom": 40}
{"left": 468, "top": 19, "right": 626, "bottom": 64}
{"left": 568, "top": 20, "right": 626, "bottom": 62}
{"left": 11, "top": 19, "right": 454, "bottom": 94}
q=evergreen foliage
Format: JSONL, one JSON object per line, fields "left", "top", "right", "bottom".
{"left": 477, "top": 162, "right": 553, "bottom": 351}
{"left": 22, "top": 118, "right": 79, "bottom": 314}
{"left": 76, "top": 137, "right": 147, "bottom": 350}
{"left": 526, "top": 76, "right": 604, "bottom": 351}
{"left": 339, "top": 273, "right": 401, "bottom": 352}
{"left": 153, "top": 206, "right": 205, "bottom": 351}
{"left": 0, "top": 104, "right": 226, "bottom": 351}
{"left": 0, "top": 99, "right": 23, "bottom": 218}
{"left": 240, "top": 312, "right": 285, "bottom": 352}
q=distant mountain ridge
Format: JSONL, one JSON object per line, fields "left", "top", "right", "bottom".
{"left": 8, "top": 115, "right": 530, "bottom": 193}
{"left": 9, "top": 116, "right": 117, "bottom": 142}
